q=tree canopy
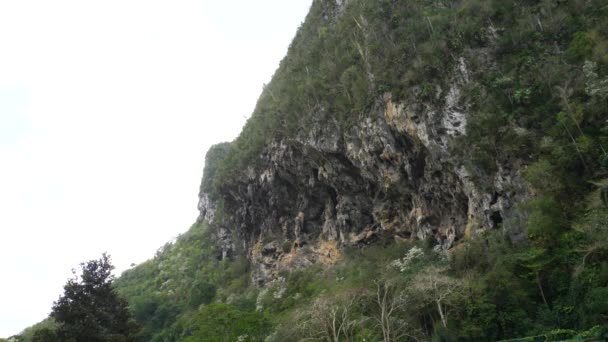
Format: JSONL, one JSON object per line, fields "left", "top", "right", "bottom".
{"left": 50, "top": 254, "right": 138, "bottom": 342}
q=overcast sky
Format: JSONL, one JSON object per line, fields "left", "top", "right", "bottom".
{"left": 0, "top": 0, "right": 312, "bottom": 337}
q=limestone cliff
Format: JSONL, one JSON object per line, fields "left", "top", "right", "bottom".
{"left": 197, "top": 0, "right": 533, "bottom": 286}
{"left": 198, "top": 86, "right": 530, "bottom": 286}
{"left": 19, "top": 0, "right": 607, "bottom": 340}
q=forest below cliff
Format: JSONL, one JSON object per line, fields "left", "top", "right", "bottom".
{"left": 12, "top": 0, "right": 608, "bottom": 341}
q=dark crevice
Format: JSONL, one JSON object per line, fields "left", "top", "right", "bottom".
{"left": 490, "top": 211, "right": 503, "bottom": 227}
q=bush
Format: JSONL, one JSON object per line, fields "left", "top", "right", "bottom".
{"left": 183, "top": 304, "right": 271, "bottom": 342}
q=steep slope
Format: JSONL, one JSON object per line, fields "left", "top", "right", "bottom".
{"left": 110, "top": 0, "right": 608, "bottom": 341}
{"left": 197, "top": 0, "right": 603, "bottom": 285}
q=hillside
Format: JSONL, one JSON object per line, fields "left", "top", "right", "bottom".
{"left": 18, "top": 0, "right": 608, "bottom": 341}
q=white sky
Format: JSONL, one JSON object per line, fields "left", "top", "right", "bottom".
{"left": 0, "top": 0, "right": 312, "bottom": 337}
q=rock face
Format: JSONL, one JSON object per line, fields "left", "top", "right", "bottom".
{"left": 197, "top": 57, "right": 530, "bottom": 285}
{"left": 194, "top": 1, "right": 534, "bottom": 285}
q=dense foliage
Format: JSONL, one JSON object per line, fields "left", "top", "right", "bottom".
{"left": 49, "top": 254, "right": 138, "bottom": 342}
{"left": 113, "top": 222, "right": 256, "bottom": 341}
{"left": 112, "top": 223, "right": 607, "bottom": 341}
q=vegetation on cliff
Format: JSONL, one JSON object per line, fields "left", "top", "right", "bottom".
{"left": 16, "top": 0, "right": 608, "bottom": 341}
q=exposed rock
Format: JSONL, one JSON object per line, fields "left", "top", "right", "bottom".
{"left": 197, "top": 192, "right": 216, "bottom": 224}
{"left": 217, "top": 227, "right": 235, "bottom": 261}
{"left": 198, "top": 52, "right": 530, "bottom": 285}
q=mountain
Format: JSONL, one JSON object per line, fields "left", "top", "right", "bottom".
{"left": 19, "top": 0, "right": 608, "bottom": 341}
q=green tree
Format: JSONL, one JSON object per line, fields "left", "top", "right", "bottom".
{"left": 51, "top": 254, "right": 139, "bottom": 342}
{"left": 31, "top": 328, "right": 59, "bottom": 342}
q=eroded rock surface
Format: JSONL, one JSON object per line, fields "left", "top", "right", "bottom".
{"left": 198, "top": 58, "right": 530, "bottom": 284}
